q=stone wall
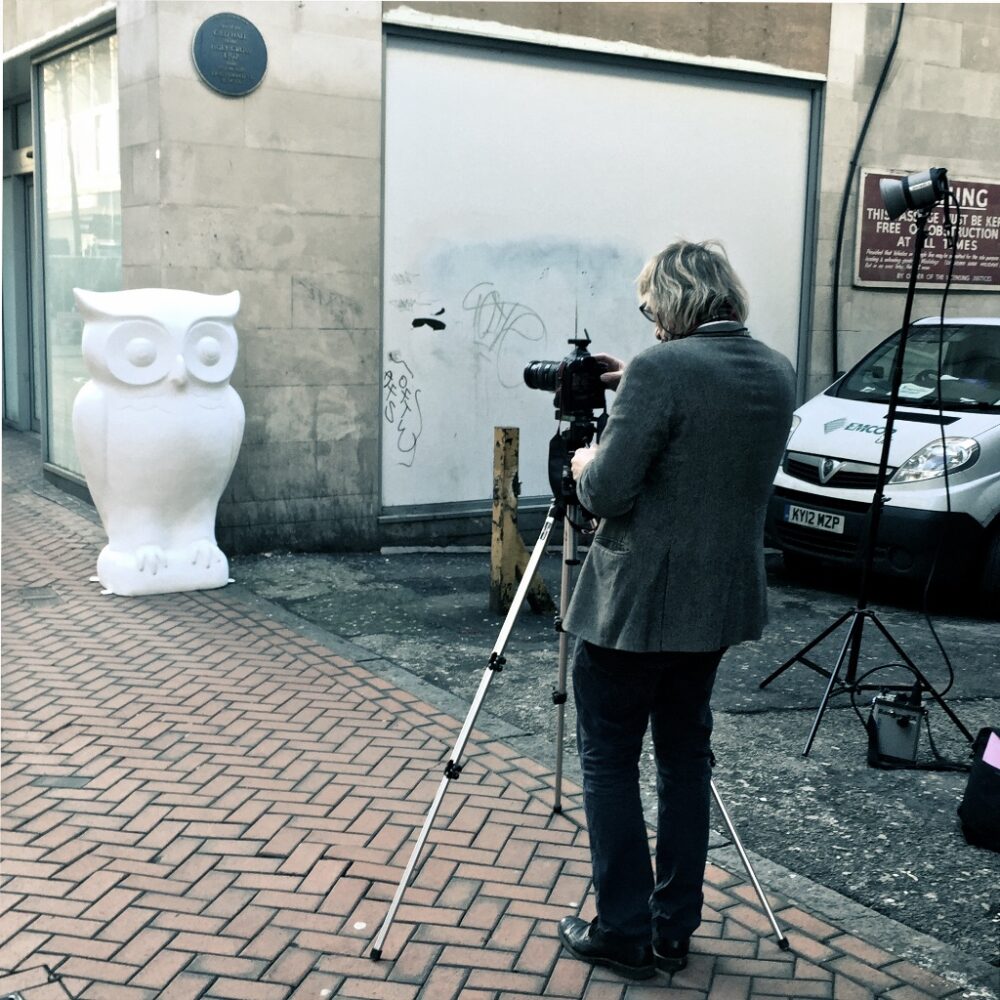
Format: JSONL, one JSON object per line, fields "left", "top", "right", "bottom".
{"left": 3, "top": 0, "right": 109, "bottom": 53}
{"left": 116, "top": 0, "right": 383, "bottom": 552}
{"left": 382, "top": 2, "right": 831, "bottom": 76}
{"left": 812, "top": 2, "right": 1000, "bottom": 396}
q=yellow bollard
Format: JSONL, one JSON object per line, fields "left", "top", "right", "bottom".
{"left": 490, "top": 427, "right": 554, "bottom": 614}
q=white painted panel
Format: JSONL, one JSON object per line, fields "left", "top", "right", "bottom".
{"left": 383, "top": 37, "right": 811, "bottom": 508}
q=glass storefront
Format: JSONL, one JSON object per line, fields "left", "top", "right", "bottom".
{"left": 38, "top": 32, "right": 121, "bottom": 474}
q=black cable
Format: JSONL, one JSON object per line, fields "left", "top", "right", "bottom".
{"left": 831, "top": 3, "right": 906, "bottom": 376}
{"left": 922, "top": 710, "right": 968, "bottom": 772}
{"left": 848, "top": 661, "right": 914, "bottom": 730}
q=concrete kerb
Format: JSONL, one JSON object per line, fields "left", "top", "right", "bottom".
{"left": 226, "top": 579, "right": 1000, "bottom": 998}
{"left": 708, "top": 845, "right": 998, "bottom": 996}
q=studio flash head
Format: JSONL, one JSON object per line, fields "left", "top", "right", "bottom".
{"left": 879, "top": 167, "right": 949, "bottom": 220}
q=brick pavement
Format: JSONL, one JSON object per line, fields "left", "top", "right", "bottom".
{"left": 0, "top": 429, "right": 987, "bottom": 999}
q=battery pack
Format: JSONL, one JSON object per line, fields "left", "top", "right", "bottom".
{"left": 870, "top": 693, "right": 923, "bottom": 764}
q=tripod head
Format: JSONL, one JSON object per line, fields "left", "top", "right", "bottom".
{"left": 547, "top": 412, "right": 605, "bottom": 517}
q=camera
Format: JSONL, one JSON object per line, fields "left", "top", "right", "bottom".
{"left": 524, "top": 335, "right": 607, "bottom": 422}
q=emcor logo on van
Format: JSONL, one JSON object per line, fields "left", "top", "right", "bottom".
{"left": 825, "top": 418, "right": 895, "bottom": 441}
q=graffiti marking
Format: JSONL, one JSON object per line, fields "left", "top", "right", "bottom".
{"left": 462, "top": 281, "right": 546, "bottom": 387}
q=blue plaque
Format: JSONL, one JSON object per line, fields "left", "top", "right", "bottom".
{"left": 192, "top": 12, "right": 267, "bottom": 98}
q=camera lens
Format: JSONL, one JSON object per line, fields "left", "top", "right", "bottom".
{"left": 524, "top": 360, "right": 562, "bottom": 392}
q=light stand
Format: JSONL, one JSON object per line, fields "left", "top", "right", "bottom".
{"left": 760, "top": 187, "right": 973, "bottom": 756}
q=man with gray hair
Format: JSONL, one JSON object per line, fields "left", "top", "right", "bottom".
{"left": 557, "top": 239, "right": 796, "bottom": 980}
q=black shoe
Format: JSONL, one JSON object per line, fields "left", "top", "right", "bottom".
{"left": 653, "top": 936, "right": 690, "bottom": 973}
{"left": 558, "top": 916, "right": 656, "bottom": 980}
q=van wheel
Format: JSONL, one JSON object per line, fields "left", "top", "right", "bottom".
{"left": 979, "top": 527, "right": 1000, "bottom": 618}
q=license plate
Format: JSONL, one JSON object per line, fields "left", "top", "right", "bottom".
{"left": 784, "top": 504, "right": 845, "bottom": 534}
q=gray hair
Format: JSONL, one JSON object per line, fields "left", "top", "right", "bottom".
{"left": 637, "top": 239, "right": 748, "bottom": 339}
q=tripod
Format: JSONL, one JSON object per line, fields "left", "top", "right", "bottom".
{"left": 371, "top": 500, "right": 790, "bottom": 960}
{"left": 760, "top": 207, "right": 973, "bottom": 756}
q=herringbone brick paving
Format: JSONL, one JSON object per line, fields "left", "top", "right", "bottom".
{"left": 0, "top": 431, "right": 981, "bottom": 998}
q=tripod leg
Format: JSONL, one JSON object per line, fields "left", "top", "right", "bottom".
{"left": 867, "top": 613, "right": 974, "bottom": 744}
{"left": 371, "top": 658, "right": 501, "bottom": 958}
{"left": 370, "top": 506, "right": 560, "bottom": 961}
{"left": 802, "top": 612, "right": 862, "bottom": 756}
{"left": 710, "top": 779, "right": 790, "bottom": 950}
{"left": 759, "top": 608, "right": 855, "bottom": 689}
{"left": 370, "top": 768, "right": 452, "bottom": 959}
{"left": 552, "top": 507, "right": 578, "bottom": 814}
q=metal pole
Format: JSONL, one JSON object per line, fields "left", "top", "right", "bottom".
{"left": 710, "top": 779, "right": 790, "bottom": 950}
{"left": 370, "top": 505, "right": 559, "bottom": 960}
{"left": 802, "top": 612, "right": 863, "bottom": 757}
{"left": 552, "top": 504, "right": 578, "bottom": 813}
{"left": 758, "top": 608, "right": 853, "bottom": 689}
{"left": 853, "top": 210, "right": 930, "bottom": 627}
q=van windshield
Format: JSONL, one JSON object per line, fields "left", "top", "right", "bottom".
{"left": 832, "top": 324, "right": 1000, "bottom": 412}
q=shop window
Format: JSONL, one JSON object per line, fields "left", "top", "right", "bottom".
{"left": 38, "top": 32, "right": 121, "bottom": 475}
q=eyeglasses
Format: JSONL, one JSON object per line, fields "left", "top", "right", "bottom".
{"left": 639, "top": 303, "right": 658, "bottom": 324}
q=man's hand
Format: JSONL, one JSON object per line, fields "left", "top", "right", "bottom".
{"left": 594, "top": 352, "right": 626, "bottom": 391}
{"left": 571, "top": 445, "right": 599, "bottom": 481}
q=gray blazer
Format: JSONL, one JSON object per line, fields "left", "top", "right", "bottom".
{"left": 564, "top": 324, "right": 796, "bottom": 652}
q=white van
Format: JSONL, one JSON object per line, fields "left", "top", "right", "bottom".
{"left": 766, "top": 317, "right": 1000, "bottom": 610}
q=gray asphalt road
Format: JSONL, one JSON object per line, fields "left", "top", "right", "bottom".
{"left": 231, "top": 545, "right": 1000, "bottom": 981}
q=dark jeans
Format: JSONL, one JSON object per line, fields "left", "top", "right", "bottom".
{"left": 573, "top": 638, "right": 724, "bottom": 944}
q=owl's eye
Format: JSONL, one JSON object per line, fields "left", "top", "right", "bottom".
{"left": 126, "top": 338, "right": 158, "bottom": 368}
{"left": 184, "top": 320, "right": 237, "bottom": 384}
{"left": 105, "top": 320, "right": 173, "bottom": 386}
{"left": 196, "top": 337, "right": 222, "bottom": 366}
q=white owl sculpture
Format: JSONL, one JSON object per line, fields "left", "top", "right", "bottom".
{"left": 72, "top": 287, "right": 246, "bottom": 597}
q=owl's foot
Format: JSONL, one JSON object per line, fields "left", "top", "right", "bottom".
{"left": 189, "top": 539, "right": 225, "bottom": 569}
{"left": 96, "top": 543, "right": 229, "bottom": 596}
{"left": 135, "top": 545, "right": 169, "bottom": 575}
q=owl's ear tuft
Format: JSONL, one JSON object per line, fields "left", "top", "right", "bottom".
{"left": 74, "top": 288, "right": 108, "bottom": 320}
{"left": 212, "top": 291, "right": 241, "bottom": 320}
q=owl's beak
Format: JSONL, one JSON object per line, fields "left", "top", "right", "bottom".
{"left": 168, "top": 354, "right": 188, "bottom": 387}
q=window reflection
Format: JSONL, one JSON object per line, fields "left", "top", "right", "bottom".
{"left": 40, "top": 33, "right": 121, "bottom": 474}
